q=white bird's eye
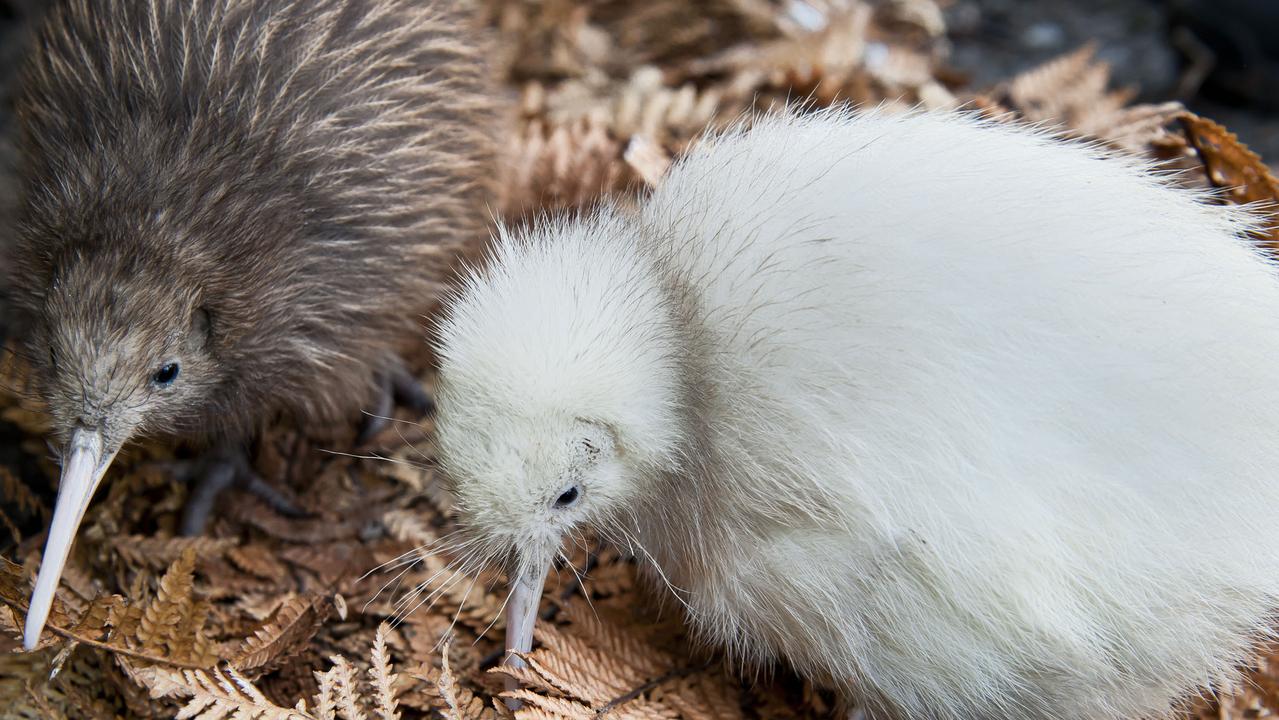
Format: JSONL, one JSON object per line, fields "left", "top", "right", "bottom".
{"left": 554, "top": 485, "right": 581, "bottom": 509}
{"left": 152, "top": 363, "right": 180, "bottom": 387}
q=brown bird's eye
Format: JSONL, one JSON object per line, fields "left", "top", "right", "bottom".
{"left": 554, "top": 485, "right": 580, "bottom": 509}
{"left": 152, "top": 363, "right": 180, "bottom": 386}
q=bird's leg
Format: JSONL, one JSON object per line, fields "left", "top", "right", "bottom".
{"left": 179, "top": 459, "right": 236, "bottom": 536}
{"left": 356, "top": 360, "right": 434, "bottom": 445}
{"left": 391, "top": 365, "right": 434, "bottom": 416}
{"left": 356, "top": 374, "right": 396, "bottom": 446}
{"left": 179, "top": 444, "right": 307, "bottom": 536}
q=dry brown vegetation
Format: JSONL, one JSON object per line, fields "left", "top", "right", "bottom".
{"left": 3, "top": 1, "right": 1279, "bottom": 718}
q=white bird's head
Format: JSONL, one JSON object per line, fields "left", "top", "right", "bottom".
{"left": 433, "top": 212, "right": 687, "bottom": 672}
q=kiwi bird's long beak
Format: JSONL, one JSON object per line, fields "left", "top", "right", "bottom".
{"left": 504, "top": 557, "right": 551, "bottom": 710}
{"left": 24, "top": 427, "right": 119, "bottom": 650}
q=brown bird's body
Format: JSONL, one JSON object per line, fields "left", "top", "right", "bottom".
{"left": 6, "top": 0, "right": 496, "bottom": 649}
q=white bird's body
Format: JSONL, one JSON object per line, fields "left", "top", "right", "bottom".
{"left": 435, "top": 109, "right": 1279, "bottom": 719}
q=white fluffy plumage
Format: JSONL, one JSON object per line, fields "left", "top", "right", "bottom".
{"left": 434, "top": 107, "right": 1279, "bottom": 719}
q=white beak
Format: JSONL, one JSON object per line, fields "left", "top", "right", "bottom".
{"left": 24, "top": 427, "right": 118, "bottom": 650}
{"left": 503, "top": 559, "right": 550, "bottom": 709}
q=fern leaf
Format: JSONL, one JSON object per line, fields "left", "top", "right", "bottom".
{"left": 67, "top": 593, "right": 118, "bottom": 644}
{"left": 313, "top": 666, "right": 339, "bottom": 720}
{"left": 368, "top": 623, "right": 400, "bottom": 720}
{"left": 111, "top": 534, "right": 235, "bottom": 571}
{"left": 0, "top": 603, "right": 20, "bottom": 640}
{"left": 622, "top": 134, "right": 671, "bottom": 187}
{"left": 524, "top": 647, "right": 620, "bottom": 704}
{"left": 134, "top": 664, "right": 315, "bottom": 720}
{"left": 233, "top": 594, "right": 330, "bottom": 675}
{"left": 501, "top": 690, "right": 592, "bottom": 719}
{"left": 410, "top": 640, "right": 496, "bottom": 720}
{"left": 653, "top": 672, "right": 749, "bottom": 720}
{"left": 134, "top": 547, "right": 218, "bottom": 666}
{"left": 0, "top": 507, "right": 19, "bottom": 545}
{"left": 326, "top": 655, "right": 367, "bottom": 720}
{"left": 492, "top": 599, "right": 730, "bottom": 718}
{"left": 1, "top": 651, "right": 59, "bottom": 719}
{"left": 0, "top": 465, "right": 47, "bottom": 521}
{"left": 486, "top": 662, "right": 564, "bottom": 699}
{"left": 0, "top": 556, "right": 72, "bottom": 630}
{"left": 557, "top": 601, "right": 674, "bottom": 678}
{"left": 227, "top": 544, "right": 293, "bottom": 580}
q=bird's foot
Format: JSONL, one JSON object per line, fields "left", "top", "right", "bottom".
{"left": 178, "top": 445, "right": 307, "bottom": 536}
{"left": 356, "top": 360, "right": 434, "bottom": 445}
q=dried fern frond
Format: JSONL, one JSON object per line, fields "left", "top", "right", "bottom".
{"left": 316, "top": 656, "right": 367, "bottom": 720}
{"left": 309, "top": 626, "right": 414, "bottom": 720}
{"left": 617, "top": 74, "right": 724, "bottom": 145}
{"left": 622, "top": 135, "right": 672, "bottom": 187}
{"left": 0, "top": 465, "right": 45, "bottom": 544}
{"left": 1178, "top": 113, "right": 1279, "bottom": 245}
{"left": 587, "top": 0, "right": 783, "bottom": 68}
{"left": 374, "top": 510, "right": 508, "bottom": 635}
{"left": 226, "top": 500, "right": 361, "bottom": 544}
{"left": 499, "top": 115, "right": 630, "bottom": 217}
{"left": 876, "top": 0, "right": 947, "bottom": 40}
{"left": 997, "top": 44, "right": 1127, "bottom": 126}
{"left": 111, "top": 534, "right": 236, "bottom": 571}
{"left": 687, "top": 2, "right": 876, "bottom": 105}
{"left": 368, "top": 624, "right": 401, "bottom": 720}
{"left": 0, "top": 397, "right": 50, "bottom": 436}
{"left": 651, "top": 671, "right": 750, "bottom": 720}
{"left": 975, "top": 45, "right": 1185, "bottom": 156}
{"left": 409, "top": 638, "right": 496, "bottom": 720}
{"left": 136, "top": 663, "right": 314, "bottom": 720}
{"left": 479, "top": 0, "right": 610, "bottom": 81}
{"left": 136, "top": 626, "right": 415, "bottom": 720}
{"left": 0, "top": 465, "right": 47, "bottom": 522}
{"left": 982, "top": 46, "right": 1279, "bottom": 245}
{"left": 0, "top": 650, "right": 58, "bottom": 719}
{"left": 232, "top": 594, "right": 332, "bottom": 676}
{"left": 491, "top": 599, "right": 734, "bottom": 719}
{"left": 1, "top": 557, "right": 113, "bottom": 655}
{"left": 128, "top": 547, "right": 219, "bottom": 667}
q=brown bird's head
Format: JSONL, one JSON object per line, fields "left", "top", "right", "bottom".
{"left": 15, "top": 228, "right": 225, "bottom": 649}
{"left": 36, "top": 246, "right": 221, "bottom": 448}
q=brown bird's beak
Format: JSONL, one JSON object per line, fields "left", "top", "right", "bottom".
{"left": 503, "top": 557, "right": 551, "bottom": 710}
{"left": 24, "top": 427, "right": 120, "bottom": 650}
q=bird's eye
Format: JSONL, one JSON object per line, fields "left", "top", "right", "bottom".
{"left": 554, "top": 485, "right": 581, "bottom": 509}
{"left": 152, "top": 363, "right": 180, "bottom": 386}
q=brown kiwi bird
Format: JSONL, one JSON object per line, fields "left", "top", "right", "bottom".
{"left": 6, "top": 0, "right": 496, "bottom": 649}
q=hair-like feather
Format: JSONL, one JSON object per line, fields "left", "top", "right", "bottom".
{"left": 435, "top": 107, "right": 1279, "bottom": 719}
{"left": 8, "top": 0, "right": 495, "bottom": 442}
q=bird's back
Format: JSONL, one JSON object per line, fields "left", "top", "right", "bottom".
{"left": 636, "top": 109, "right": 1279, "bottom": 717}
{"left": 21, "top": 0, "right": 493, "bottom": 278}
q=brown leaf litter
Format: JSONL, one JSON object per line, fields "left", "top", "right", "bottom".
{"left": 3, "top": 1, "right": 1279, "bottom": 718}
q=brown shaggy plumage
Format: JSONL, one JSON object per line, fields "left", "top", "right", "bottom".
{"left": 6, "top": 0, "right": 496, "bottom": 446}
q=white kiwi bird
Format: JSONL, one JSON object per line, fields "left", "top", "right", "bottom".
{"left": 431, "top": 107, "right": 1279, "bottom": 719}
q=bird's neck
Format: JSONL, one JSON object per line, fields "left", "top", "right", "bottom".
{"left": 622, "top": 266, "right": 775, "bottom": 582}
{"left": 625, "top": 256, "right": 854, "bottom": 591}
